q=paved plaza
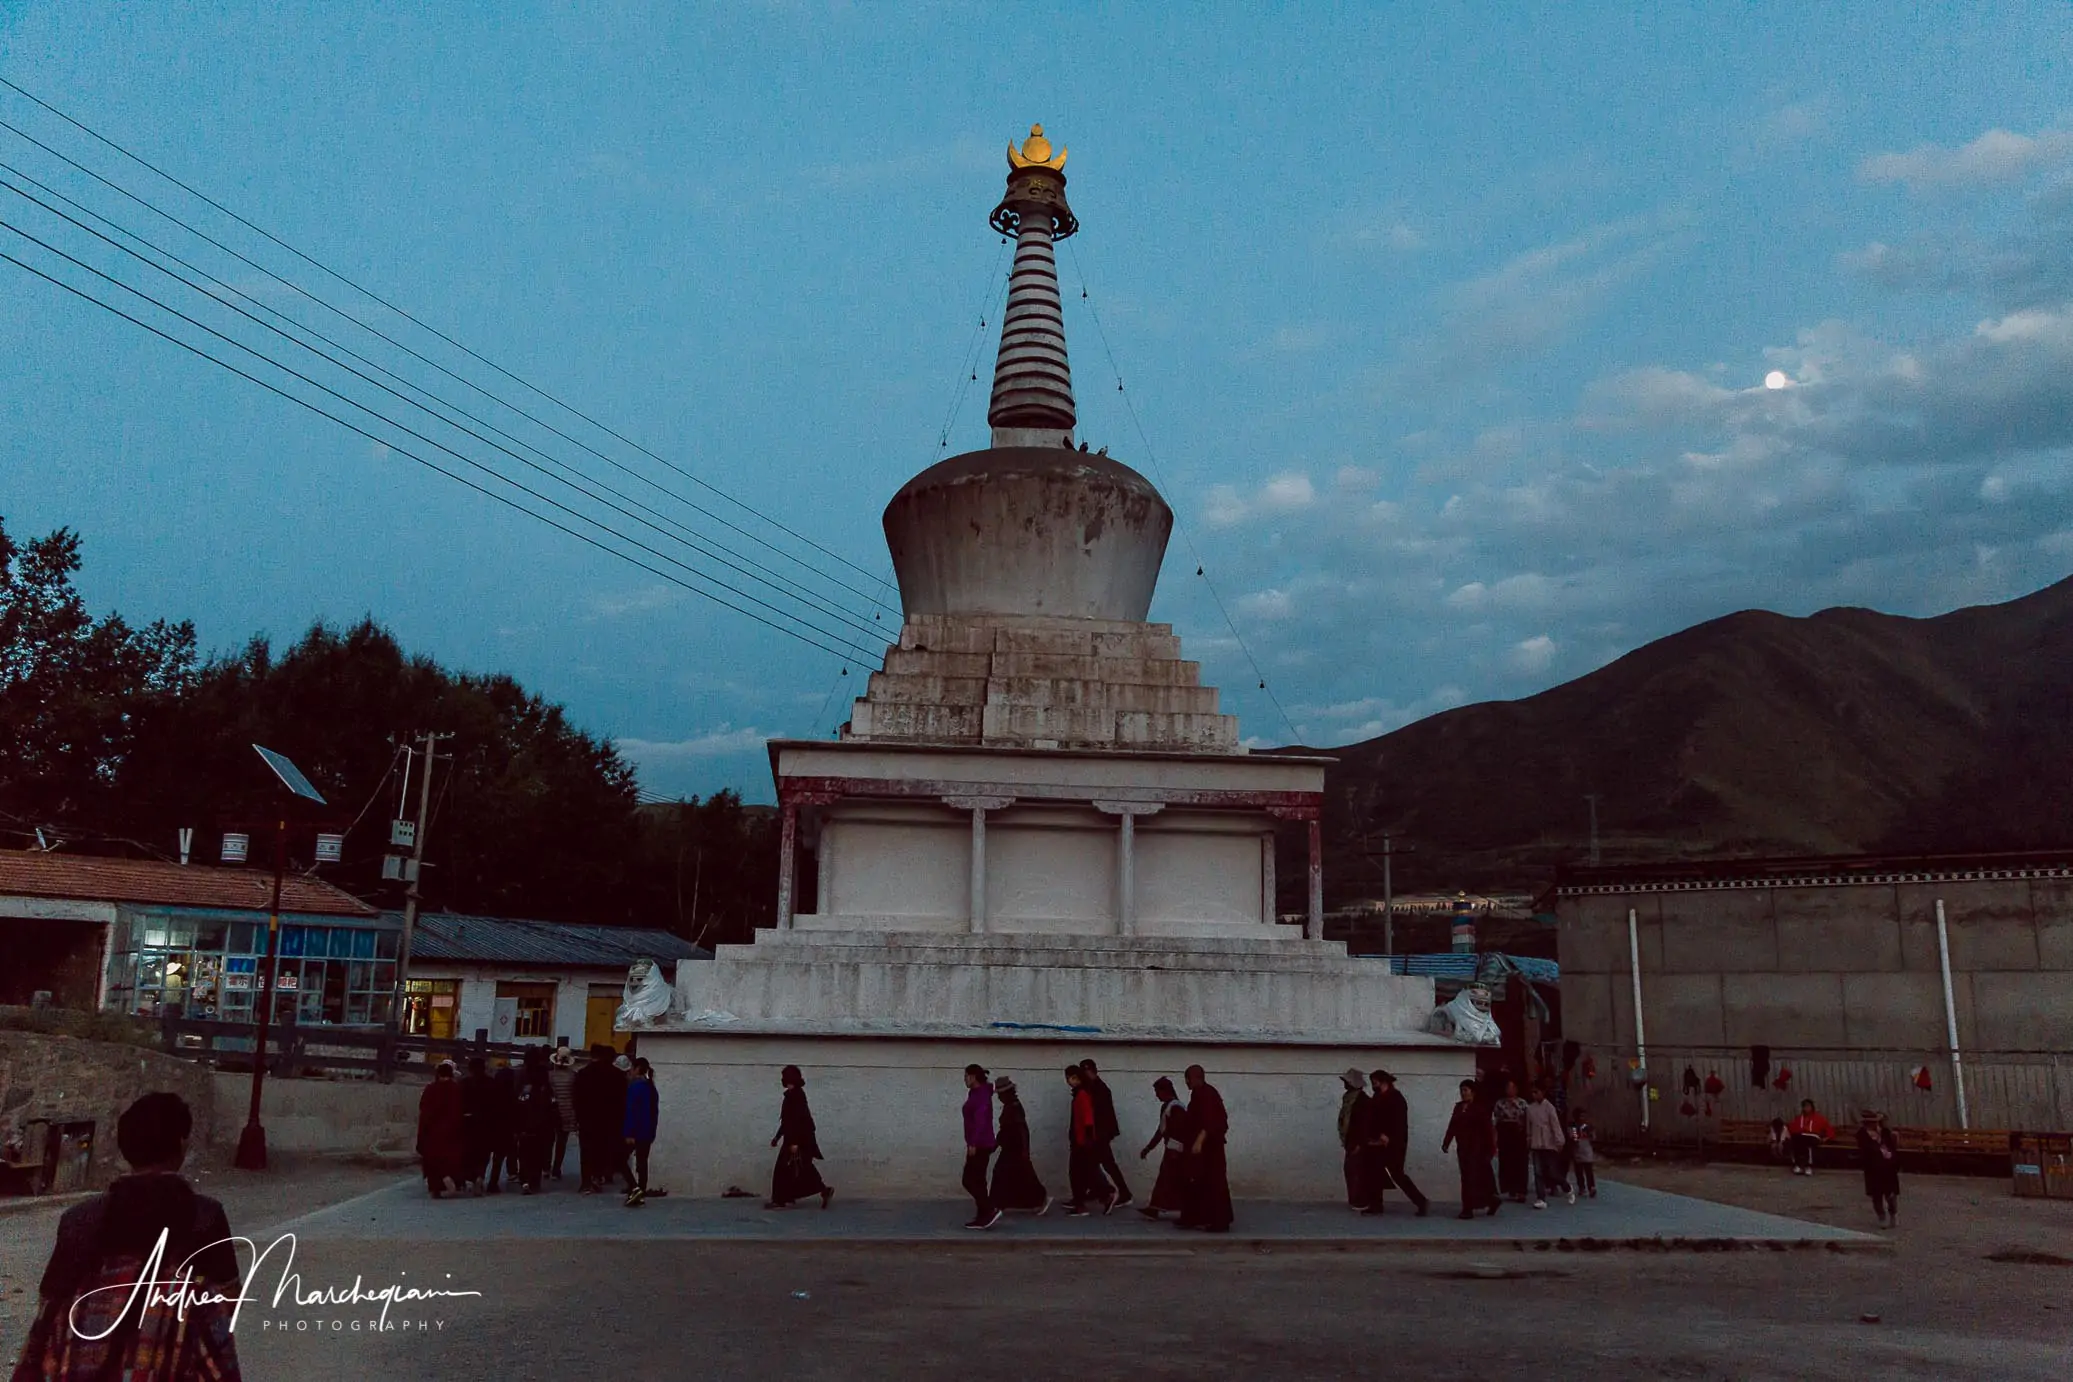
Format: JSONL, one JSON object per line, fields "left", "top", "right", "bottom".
{"left": 275, "top": 1172, "right": 1873, "bottom": 1250}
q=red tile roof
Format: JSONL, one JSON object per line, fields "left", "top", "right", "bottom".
{"left": 0, "top": 849, "right": 377, "bottom": 917}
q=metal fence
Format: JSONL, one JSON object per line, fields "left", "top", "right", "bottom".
{"left": 1577, "top": 1045, "right": 2072, "bottom": 1145}
{"left": 157, "top": 1012, "right": 550, "bottom": 1080}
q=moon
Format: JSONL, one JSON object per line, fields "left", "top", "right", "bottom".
{"left": 1764, "top": 370, "right": 1791, "bottom": 390}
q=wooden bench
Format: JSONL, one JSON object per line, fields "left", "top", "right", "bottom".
{"left": 1709, "top": 1118, "right": 2009, "bottom": 1170}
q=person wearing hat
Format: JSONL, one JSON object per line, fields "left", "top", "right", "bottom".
{"left": 547, "top": 1045, "right": 579, "bottom": 1180}
{"left": 571, "top": 1043, "right": 629, "bottom": 1194}
{"left": 1336, "top": 1068, "right": 1371, "bottom": 1210}
{"left": 1856, "top": 1109, "right": 1901, "bottom": 1228}
{"left": 1360, "top": 1070, "right": 1431, "bottom": 1217}
{"left": 989, "top": 1076, "right": 1050, "bottom": 1215}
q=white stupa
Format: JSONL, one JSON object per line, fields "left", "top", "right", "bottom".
{"left": 639, "top": 127, "right": 1474, "bottom": 1200}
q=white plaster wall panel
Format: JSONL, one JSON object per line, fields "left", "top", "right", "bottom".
{"left": 1559, "top": 972, "right": 1621, "bottom": 1045}
{"left": 823, "top": 819, "right": 967, "bottom": 920}
{"left": 645, "top": 1034, "right": 1473, "bottom": 1201}
{"left": 1135, "top": 826, "right": 1260, "bottom": 927}
{"left": 1553, "top": 897, "right": 1635, "bottom": 975}
{"left": 985, "top": 816, "right": 1114, "bottom": 927}
{"left": 1773, "top": 888, "right": 1904, "bottom": 973}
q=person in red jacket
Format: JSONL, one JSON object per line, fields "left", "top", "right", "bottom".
{"left": 1063, "top": 1065, "right": 1116, "bottom": 1216}
{"left": 1786, "top": 1098, "right": 1834, "bottom": 1175}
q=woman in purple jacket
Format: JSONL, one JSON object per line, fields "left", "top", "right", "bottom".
{"left": 962, "top": 1064, "right": 1002, "bottom": 1229}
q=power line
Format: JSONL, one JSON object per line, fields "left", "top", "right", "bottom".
{"left": 933, "top": 236, "right": 1012, "bottom": 456}
{"left": 0, "top": 215, "right": 886, "bottom": 659}
{"left": 0, "top": 240, "right": 876, "bottom": 662}
{"left": 0, "top": 76, "right": 890, "bottom": 592}
{"left": 1064, "top": 241, "right": 1302, "bottom": 742}
{"left": 0, "top": 113, "right": 892, "bottom": 626}
{"left": 0, "top": 171, "right": 890, "bottom": 644}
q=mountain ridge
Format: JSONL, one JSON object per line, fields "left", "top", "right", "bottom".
{"left": 1283, "top": 574, "right": 2073, "bottom": 896}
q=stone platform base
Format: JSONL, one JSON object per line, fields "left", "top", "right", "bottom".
{"left": 637, "top": 1030, "right": 1473, "bottom": 1202}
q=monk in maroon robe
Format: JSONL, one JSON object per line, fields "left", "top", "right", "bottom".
{"left": 416, "top": 1061, "right": 467, "bottom": 1197}
{"left": 1176, "top": 1065, "right": 1233, "bottom": 1232}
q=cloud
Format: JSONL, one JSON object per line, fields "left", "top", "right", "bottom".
{"left": 586, "top": 584, "right": 679, "bottom": 619}
{"left": 1507, "top": 634, "right": 1558, "bottom": 674}
{"left": 1202, "top": 471, "right": 1317, "bottom": 527}
{"left": 1861, "top": 127, "right": 2073, "bottom": 191}
{"left": 1413, "top": 216, "right": 1690, "bottom": 381}
{"left": 617, "top": 725, "right": 765, "bottom": 760}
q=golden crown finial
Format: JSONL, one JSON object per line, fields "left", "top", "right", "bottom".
{"left": 1007, "top": 122, "right": 1067, "bottom": 172}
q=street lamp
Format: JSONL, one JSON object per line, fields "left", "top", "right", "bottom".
{"left": 233, "top": 744, "right": 327, "bottom": 1172}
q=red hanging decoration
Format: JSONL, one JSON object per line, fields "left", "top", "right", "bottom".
{"left": 1911, "top": 1065, "right": 1934, "bottom": 1092}
{"left": 1703, "top": 1071, "right": 1725, "bottom": 1097}
{"left": 1582, "top": 1055, "right": 1598, "bottom": 1082}
{"left": 1679, "top": 1098, "right": 1698, "bottom": 1117}
{"left": 1772, "top": 1065, "right": 1793, "bottom": 1091}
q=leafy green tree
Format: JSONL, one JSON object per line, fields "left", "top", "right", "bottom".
{"left": 0, "top": 518, "right": 196, "bottom": 832}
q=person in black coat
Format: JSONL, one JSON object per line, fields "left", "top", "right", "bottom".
{"left": 513, "top": 1046, "right": 560, "bottom": 1194}
{"left": 988, "top": 1076, "right": 1049, "bottom": 1214}
{"left": 1078, "top": 1058, "right": 1132, "bottom": 1207}
{"left": 1856, "top": 1109, "right": 1901, "bottom": 1228}
{"left": 571, "top": 1044, "right": 629, "bottom": 1195}
{"left": 1358, "top": 1069, "right": 1430, "bottom": 1216}
{"left": 768, "top": 1064, "right": 834, "bottom": 1209}
{"left": 459, "top": 1056, "right": 500, "bottom": 1193}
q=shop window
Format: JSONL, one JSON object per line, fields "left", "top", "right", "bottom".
{"left": 328, "top": 928, "right": 354, "bottom": 958}
{"left": 351, "top": 929, "right": 376, "bottom": 959}
{"left": 403, "top": 979, "right": 460, "bottom": 1040}
{"left": 495, "top": 981, "right": 556, "bottom": 1038}
{"left": 280, "top": 927, "right": 306, "bottom": 958}
{"left": 229, "top": 922, "right": 257, "bottom": 954}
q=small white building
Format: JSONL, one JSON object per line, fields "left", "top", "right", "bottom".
{"left": 398, "top": 912, "right": 706, "bottom": 1053}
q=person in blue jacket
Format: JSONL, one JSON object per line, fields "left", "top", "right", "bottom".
{"left": 622, "top": 1057, "right": 660, "bottom": 1207}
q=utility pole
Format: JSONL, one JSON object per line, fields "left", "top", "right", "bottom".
{"left": 1381, "top": 832, "right": 1395, "bottom": 958}
{"left": 1585, "top": 793, "right": 1602, "bottom": 867}
{"left": 387, "top": 731, "right": 452, "bottom": 1043}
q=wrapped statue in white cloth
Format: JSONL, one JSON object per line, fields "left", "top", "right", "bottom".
{"left": 615, "top": 956, "right": 674, "bottom": 1028}
{"left": 1427, "top": 983, "right": 1501, "bottom": 1045}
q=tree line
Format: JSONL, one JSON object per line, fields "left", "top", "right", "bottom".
{"left": 0, "top": 517, "right": 776, "bottom": 944}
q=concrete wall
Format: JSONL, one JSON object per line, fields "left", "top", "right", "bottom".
{"left": 644, "top": 1032, "right": 1473, "bottom": 1202}
{"left": 0, "top": 1029, "right": 218, "bottom": 1188}
{"left": 1558, "top": 874, "right": 2073, "bottom": 1137}
{"left": 208, "top": 1071, "right": 424, "bottom": 1156}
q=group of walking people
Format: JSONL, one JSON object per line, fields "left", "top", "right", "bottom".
{"left": 415, "top": 1042, "right": 661, "bottom": 1207}
{"left": 957, "top": 1059, "right": 1234, "bottom": 1232}
{"left": 1435, "top": 1075, "right": 1597, "bottom": 1217}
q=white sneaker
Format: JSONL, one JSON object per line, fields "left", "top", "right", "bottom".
{"left": 1566, "top": 1191, "right": 1576, "bottom": 1205}
{"left": 1532, "top": 1199, "right": 1547, "bottom": 1210}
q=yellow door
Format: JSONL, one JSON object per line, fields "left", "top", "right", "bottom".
{"left": 583, "top": 993, "right": 629, "bottom": 1053}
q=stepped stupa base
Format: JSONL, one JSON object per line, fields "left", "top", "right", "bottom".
{"left": 637, "top": 930, "right": 1477, "bottom": 1199}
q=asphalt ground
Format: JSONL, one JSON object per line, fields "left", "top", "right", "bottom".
{"left": 4, "top": 1158, "right": 2069, "bottom": 1380}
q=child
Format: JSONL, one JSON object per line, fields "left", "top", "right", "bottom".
{"left": 1567, "top": 1108, "right": 1597, "bottom": 1203}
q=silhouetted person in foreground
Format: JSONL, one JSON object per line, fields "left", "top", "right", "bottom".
{"left": 1176, "top": 1065, "right": 1232, "bottom": 1232}
{"left": 15, "top": 1092, "right": 243, "bottom": 1381}
{"left": 988, "top": 1076, "right": 1049, "bottom": 1215}
{"left": 768, "top": 1064, "right": 833, "bottom": 1209}
{"left": 514, "top": 1045, "right": 558, "bottom": 1194}
{"left": 1360, "top": 1069, "right": 1429, "bottom": 1217}
{"left": 571, "top": 1043, "right": 628, "bottom": 1195}
{"left": 1443, "top": 1078, "right": 1500, "bottom": 1219}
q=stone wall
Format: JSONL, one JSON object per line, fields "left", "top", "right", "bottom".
{"left": 208, "top": 1071, "right": 425, "bottom": 1156}
{"left": 0, "top": 1029, "right": 218, "bottom": 1188}
{"left": 1558, "top": 874, "right": 2073, "bottom": 1138}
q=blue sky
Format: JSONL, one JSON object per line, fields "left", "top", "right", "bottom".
{"left": 4, "top": 4, "right": 2071, "bottom": 800}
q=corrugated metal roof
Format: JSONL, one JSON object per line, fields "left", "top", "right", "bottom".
{"left": 0, "top": 848, "right": 377, "bottom": 917}
{"left": 398, "top": 912, "right": 706, "bottom": 967}
{"left": 1372, "top": 952, "right": 1561, "bottom": 984}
